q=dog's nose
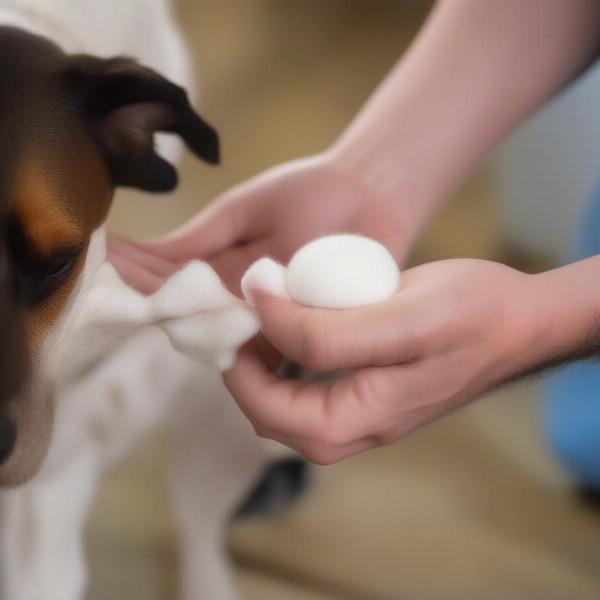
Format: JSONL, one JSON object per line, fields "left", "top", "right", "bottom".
{"left": 0, "top": 417, "right": 16, "bottom": 465}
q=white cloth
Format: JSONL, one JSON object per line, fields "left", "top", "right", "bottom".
{"left": 65, "top": 260, "right": 259, "bottom": 379}
{"left": 154, "top": 262, "right": 259, "bottom": 371}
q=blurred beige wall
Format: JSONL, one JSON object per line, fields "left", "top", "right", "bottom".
{"left": 110, "top": 1, "right": 430, "bottom": 236}
{"left": 110, "top": 0, "right": 501, "bottom": 264}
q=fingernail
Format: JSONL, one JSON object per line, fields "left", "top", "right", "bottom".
{"left": 243, "top": 285, "right": 259, "bottom": 306}
{"left": 241, "top": 257, "right": 290, "bottom": 305}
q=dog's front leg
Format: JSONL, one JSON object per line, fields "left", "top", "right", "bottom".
{"left": 167, "top": 373, "right": 267, "bottom": 600}
{"left": 0, "top": 451, "right": 98, "bottom": 600}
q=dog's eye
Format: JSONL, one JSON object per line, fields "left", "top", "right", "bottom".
{"left": 15, "top": 247, "right": 80, "bottom": 306}
{"left": 21, "top": 249, "right": 80, "bottom": 306}
{"left": 31, "top": 249, "right": 81, "bottom": 303}
{"left": 44, "top": 252, "right": 77, "bottom": 282}
{"left": 7, "top": 218, "right": 83, "bottom": 305}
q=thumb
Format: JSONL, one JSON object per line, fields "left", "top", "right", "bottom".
{"left": 141, "top": 190, "right": 251, "bottom": 262}
{"left": 249, "top": 289, "right": 419, "bottom": 372}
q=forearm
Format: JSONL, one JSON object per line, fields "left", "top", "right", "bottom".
{"left": 524, "top": 257, "right": 600, "bottom": 374}
{"left": 331, "top": 0, "right": 600, "bottom": 246}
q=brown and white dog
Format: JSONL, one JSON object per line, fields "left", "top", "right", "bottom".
{"left": 0, "top": 2, "right": 279, "bottom": 599}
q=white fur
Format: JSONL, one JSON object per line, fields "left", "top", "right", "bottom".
{"left": 0, "top": 4, "right": 268, "bottom": 600}
{"left": 243, "top": 234, "right": 401, "bottom": 309}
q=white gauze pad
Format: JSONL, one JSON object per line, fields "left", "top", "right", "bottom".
{"left": 241, "top": 234, "right": 401, "bottom": 309}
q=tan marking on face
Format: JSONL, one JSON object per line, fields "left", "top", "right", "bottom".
{"left": 12, "top": 136, "right": 113, "bottom": 351}
{"left": 13, "top": 163, "right": 87, "bottom": 344}
{"left": 14, "top": 164, "right": 84, "bottom": 257}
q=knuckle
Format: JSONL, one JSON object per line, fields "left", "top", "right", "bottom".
{"left": 302, "top": 424, "right": 353, "bottom": 462}
{"left": 311, "top": 421, "right": 340, "bottom": 447}
{"left": 251, "top": 422, "right": 273, "bottom": 440}
{"left": 348, "top": 371, "right": 381, "bottom": 408}
{"left": 324, "top": 423, "right": 355, "bottom": 448}
{"left": 372, "top": 428, "right": 399, "bottom": 447}
{"left": 303, "top": 445, "right": 338, "bottom": 466}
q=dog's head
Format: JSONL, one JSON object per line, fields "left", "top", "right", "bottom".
{"left": 0, "top": 27, "right": 219, "bottom": 486}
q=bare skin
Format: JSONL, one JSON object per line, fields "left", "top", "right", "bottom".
{"left": 109, "top": 0, "right": 600, "bottom": 463}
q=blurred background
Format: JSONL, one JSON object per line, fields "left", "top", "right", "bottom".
{"left": 92, "top": 1, "right": 600, "bottom": 598}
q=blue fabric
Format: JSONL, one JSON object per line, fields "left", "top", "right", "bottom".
{"left": 542, "top": 179, "right": 600, "bottom": 487}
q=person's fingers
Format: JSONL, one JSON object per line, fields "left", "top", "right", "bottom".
{"left": 209, "top": 240, "right": 273, "bottom": 295}
{"left": 109, "top": 235, "right": 182, "bottom": 278}
{"left": 224, "top": 342, "right": 306, "bottom": 434}
{"left": 108, "top": 251, "right": 165, "bottom": 294}
{"left": 248, "top": 291, "right": 423, "bottom": 372}
{"left": 254, "top": 335, "right": 284, "bottom": 372}
{"left": 225, "top": 343, "right": 419, "bottom": 463}
{"left": 141, "top": 185, "right": 267, "bottom": 262}
{"left": 324, "top": 363, "right": 432, "bottom": 443}
{"left": 110, "top": 233, "right": 273, "bottom": 297}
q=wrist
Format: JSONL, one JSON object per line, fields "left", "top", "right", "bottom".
{"left": 528, "top": 258, "right": 600, "bottom": 367}
{"left": 474, "top": 269, "right": 543, "bottom": 387}
{"left": 325, "top": 140, "right": 444, "bottom": 254}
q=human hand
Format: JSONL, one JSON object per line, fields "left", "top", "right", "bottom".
{"left": 109, "top": 0, "right": 600, "bottom": 296}
{"left": 224, "top": 259, "right": 540, "bottom": 464}
{"left": 108, "top": 151, "right": 408, "bottom": 294}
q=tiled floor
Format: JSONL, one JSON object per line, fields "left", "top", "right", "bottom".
{"left": 88, "top": 2, "right": 600, "bottom": 599}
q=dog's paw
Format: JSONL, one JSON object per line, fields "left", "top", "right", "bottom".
{"left": 235, "top": 456, "right": 312, "bottom": 518}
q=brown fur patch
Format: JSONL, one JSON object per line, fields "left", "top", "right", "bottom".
{"left": 13, "top": 162, "right": 87, "bottom": 343}
{"left": 14, "top": 164, "right": 84, "bottom": 257}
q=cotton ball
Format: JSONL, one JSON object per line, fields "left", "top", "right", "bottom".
{"left": 240, "top": 235, "right": 401, "bottom": 309}
{"left": 286, "top": 234, "right": 400, "bottom": 309}
{"left": 241, "top": 257, "right": 289, "bottom": 303}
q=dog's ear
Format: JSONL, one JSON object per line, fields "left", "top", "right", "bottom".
{"left": 61, "top": 55, "right": 219, "bottom": 192}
